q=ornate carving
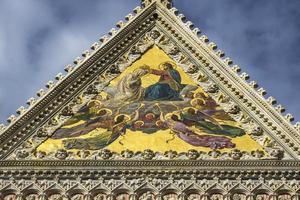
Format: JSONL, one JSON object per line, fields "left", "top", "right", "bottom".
{"left": 270, "top": 148, "right": 284, "bottom": 160}
{"left": 142, "top": 149, "right": 155, "bottom": 160}
{"left": 229, "top": 149, "right": 243, "bottom": 160}
{"left": 4, "top": 28, "right": 290, "bottom": 162}
{"left": 55, "top": 149, "right": 69, "bottom": 160}
{"left": 0, "top": 2, "right": 299, "bottom": 197}
{"left": 250, "top": 126, "right": 263, "bottom": 136}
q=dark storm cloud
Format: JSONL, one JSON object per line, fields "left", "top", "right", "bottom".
{"left": 0, "top": 0, "right": 299, "bottom": 123}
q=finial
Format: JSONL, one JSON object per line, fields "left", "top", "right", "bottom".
{"left": 141, "top": 0, "right": 173, "bottom": 8}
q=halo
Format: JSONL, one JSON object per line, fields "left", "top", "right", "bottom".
{"left": 183, "top": 107, "right": 197, "bottom": 113}
{"left": 165, "top": 113, "right": 181, "bottom": 120}
{"left": 134, "top": 120, "right": 145, "bottom": 126}
{"left": 145, "top": 113, "right": 156, "bottom": 119}
{"left": 158, "top": 61, "right": 177, "bottom": 70}
{"left": 190, "top": 98, "right": 205, "bottom": 107}
{"left": 87, "top": 100, "right": 102, "bottom": 108}
{"left": 193, "top": 92, "right": 207, "bottom": 99}
{"left": 114, "top": 114, "right": 131, "bottom": 123}
{"left": 155, "top": 120, "right": 164, "bottom": 127}
{"left": 97, "top": 108, "right": 112, "bottom": 116}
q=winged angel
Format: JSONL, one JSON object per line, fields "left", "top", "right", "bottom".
{"left": 51, "top": 62, "right": 245, "bottom": 150}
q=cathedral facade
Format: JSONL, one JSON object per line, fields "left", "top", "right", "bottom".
{"left": 0, "top": 1, "right": 300, "bottom": 200}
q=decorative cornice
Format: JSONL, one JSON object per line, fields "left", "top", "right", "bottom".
{"left": 1, "top": 2, "right": 300, "bottom": 199}
{"left": 0, "top": 160, "right": 299, "bottom": 178}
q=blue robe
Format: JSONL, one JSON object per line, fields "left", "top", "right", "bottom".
{"left": 144, "top": 69, "right": 183, "bottom": 101}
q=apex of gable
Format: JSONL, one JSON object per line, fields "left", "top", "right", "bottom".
{"left": 141, "top": 0, "right": 173, "bottom": 8}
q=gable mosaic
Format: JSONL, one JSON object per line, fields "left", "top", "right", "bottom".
{"left": 37, "top": 46, "right": 263, "bottom": 156}
{"left": 0, "top": 0, "right": 300, "bottom": 199}
{"left": 8, "top": 28, "right": 290, "bottom": 161}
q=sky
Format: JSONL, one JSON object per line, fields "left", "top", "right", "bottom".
{"left": 0, "top": 0, "right": 300, "bottom": 125}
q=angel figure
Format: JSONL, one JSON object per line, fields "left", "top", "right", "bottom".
{"left": 181, "top": 107, "right": 246, "bottom": 138}
{"left": 62, "top": 104, "right": 144, "bottom": 150}
{"left": 156, "top": 104, "right": 236, "bottom": 149}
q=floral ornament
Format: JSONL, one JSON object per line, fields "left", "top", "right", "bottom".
{"left": 121, "top": 149, "right": 134, "bottom": 159}
{"left": 77, "top": 150, "right": 91, "bottom": 159}
{"left": 186, "top": 65, "right": 199, "bottom": 74}
{"left": 226, "top": 104, "right": 241, "bottom": 115}
{"left": 36, "top": 127, "right": 50, "bottom": 138}
{"left": 99, "top": 149, "right": 113, "bottom": 160}
{"left": 107, "top": 64, "right": 121, "bottom": 75}
{"left": 34, "top": 151, "right": 46, "bottom": 159}
{"left": 251, "top": 150, "right": 265, "bottom": 158}
{"left": 187, "top": 150, "right": 199, "bottom": 160}
{"left": 250, "top": 126, "right": 263, "bottom": 136}
{"left": 168, "top": 46, "right": 180, "bottom": 56}
{"left": 208, "top": 150, "right": 221, "bottom": 158}
{"left": 15, "top": 149, "right": 30, "bottom": 159}
{"left": 129, "top": 46, "right": 142, "bottom": 55}
{"left": 205, "top": 83, "right": 219, "bottom": 94}
{"left": 150, "top": 30, "right": 161, "bottom": 39}
{"left": 229, "top": 149, "right": 243, "bottom": 160}
{"left": 142, "top": 149, "right": 155, "bottom": 160}
{"left": 60, "top": 105, "right": 75, "bottom": 116}
{"left": 84, "top": 84, "right": 99, "bottom": 95}
{"left": 270, "top": 149, "right": 284, "bottom": 160}
{"left": 164, "top": 150, "right": 177, "bottom": 159}
{"left": 55, "top": 149, "right": 69, "bottom": 160}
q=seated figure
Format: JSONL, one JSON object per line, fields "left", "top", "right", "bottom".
{"left": 144, "top": 61, "right": 184, "bottom": 101}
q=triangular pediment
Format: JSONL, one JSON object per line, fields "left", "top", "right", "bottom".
{"left": 28, "top": 45, "right": 268, "bottom": 160}
{"left": 0, "top": 0, "right": 300, "bottom": 166}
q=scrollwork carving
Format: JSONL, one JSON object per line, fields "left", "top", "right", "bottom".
{"left": 250, "top": 126, "right": 263, "bottom": 136}
{"left": 121, "top": 150, "right": 134, "bottom": 159}
{"left": 99, "top": 149, "right": 113, "bottom": 160}
{"left": 142, "top": 149, "right": 155, "bottom": 160}
{"left": 229, "top": 149, "right": 243, "bottom": 160}
{"left": 224, "top": 103, "right": 240, "bottom": 115}
{"left": 164, "top": 150, "right": 177, "bottom": 159}
{"left": 204, "top": 83, "right": 219, "bottom": 94}
{"left": 55, "top": 149, "right": 69, "bottom": 160}
{"left": 270, "top": 148, "right": 284, "bottom": 160}
{"left": 187, "top": 150, "right": 200, "bottom": 160}
{"left": 15, "top": 148, "right": 30, "bottom": 159}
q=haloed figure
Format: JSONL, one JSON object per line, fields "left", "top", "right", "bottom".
{"left": 143, "top": 61, "right": 184, "bottom": 101}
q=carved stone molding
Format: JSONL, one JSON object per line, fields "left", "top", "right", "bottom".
{"left": 0, "top": 3, "right": 299, "bottom": 198}
{"left": 0, "top": 175, "right": 299, "bottom": 200}
{"left": 7, "top": 28, "right": 290, "bottom": 161}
